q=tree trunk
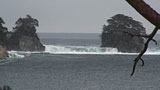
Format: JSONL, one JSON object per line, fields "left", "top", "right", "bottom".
{"left": 126, "top": 0, "right": 160, "bottom": 27}
{"left": 125, "top": 0, "right": 160, "bottom": 76}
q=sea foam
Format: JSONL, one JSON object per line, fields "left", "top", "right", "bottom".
{"left": 6, "top": 45, "right": 160, "bottom": 59}
{"left": 44, "top": 45, "right": 160, "bottom": 55}
{"left": 8, "top": 51, "right": 25, "bottom": 58}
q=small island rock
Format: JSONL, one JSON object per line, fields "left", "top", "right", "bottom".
{"left": 101, "top": 14, "right": 146, "bottom": 53}
{"left": 7, "top": 15, "right": 45, "bottom": 51}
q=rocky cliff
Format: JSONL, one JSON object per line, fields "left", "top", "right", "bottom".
{"left": 0, "top": 17, "right": 8, "bottom": 58}
{"left": 6, "top": 15, "right": 45, "bottom": 51}
{"left": 0, "top": 15, "right": 45, "bottom": 59}
{"left": 101, "top": 14, "right": 146, "bottom": 53}
{"left": 101, "top": 29, "right": 144, "bottom": 53}
{"left": 7, "top": 31, "right": 45, "bottom": 51}
{"left": 0, "top": 45, "right": 8, "bottom": 58}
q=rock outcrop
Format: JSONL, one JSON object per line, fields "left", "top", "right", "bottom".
{"left": 0, "top": 45, "right": 8, "bottom": 58}
{"left": 19, "top": 35, "right": 44, "bottom": 51}
{"left": 0, "top": 17, "right": 8, "bottom": 58}
{"left": 101, "top": 14, "right": 146, "bottom": 53}
{"left": 7, "top": 31, "right": 45, "bottom": 51}
{"left": 6, "top": 15, "right": 45, "bottom": 51}
{"left": 0, "top": 15, "right": 44, "bottom": 59}
{"left": 101, "top": 29, "right": 144, "bottom": 53}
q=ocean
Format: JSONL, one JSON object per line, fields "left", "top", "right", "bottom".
{"left": 0, "top": 33, "right": 160, "bottom": 90}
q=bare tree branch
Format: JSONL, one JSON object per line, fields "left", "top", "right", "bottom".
{"left": 130, "top": 27, "right": 159, "bottom": 76}
{"left": 125, "top": 0, "right": 160, "bottom": 27}
{"left": 151, "top": 39, "right": 158, "bottom": 45}
{"left": 123, "top": 27, "right": 159, "bottom": 76}
{"left": 123, "top": 31, "right": 158, "bottom": 46}
{"left": 123, "top": 31, "right": 150, "bottom": 38}
{"left": 125, "top": 0, "right": 160, "bottom": 76}
{"left": 140, "top": 58, "right": 144, "bottom": 66}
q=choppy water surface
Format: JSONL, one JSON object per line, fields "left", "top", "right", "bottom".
{"left": 1, "top": 33, "right": 160, "bottom": 90}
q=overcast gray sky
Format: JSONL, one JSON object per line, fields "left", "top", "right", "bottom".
{"left": 0, "top": 0, "right": 160, "bottom": 33}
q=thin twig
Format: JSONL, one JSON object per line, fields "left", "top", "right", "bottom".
{"left": 121, "top": 31, "right": 158, "bottom": 45}
{"left": 139, "top": 58, "right": 144, "bottom": 66}
{"left": 123, "top": 31, "right": 150, "bottom": 38}
{"left": 130, "top": 26, "right": 159, "bottom": 76}
{"left": 151, "top": 39, "right": 158, "bottom": 45}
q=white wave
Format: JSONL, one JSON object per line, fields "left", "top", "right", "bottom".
{"left": 44, "top": 45, "right": 160, "bottom": 55}
{"left": 44, "top": 45, "right": 131, "bottom": 55}
{"left": 7, "top": 50, "right": 45, "bottom": 59}
{"left": 8, "top": 51, "right": 26, "bottom": 58}
{"left": 145, "top": 48, "right": 160, "bottom": 55}
{"left": 6, "top": 45, "right": 160, "bottom": 58}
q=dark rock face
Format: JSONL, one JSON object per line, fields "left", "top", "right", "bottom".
{"left": 7, "top": 31, "right": 45, "bottom": 51}
{"left": 0, "top": 15, "right": 44, "bottom": 56}
{"left": 0, "top": 17, "right": 8, "bottom": 58}
{"left": 19, "top": 35, "right": 45, "bottom": 51}
{"left": 101, "top": 29, "right": 144, "bottom": 53}
{"left": 0, "top": 45, "right": 8, "bottom": 58}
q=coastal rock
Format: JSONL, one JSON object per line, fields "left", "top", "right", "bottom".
{"left": 101, "top": 14, "right": 146, "bottom": 53}
{"left": 101, "top": 29, "right": 144, "bottom": 53}
{"left": 19, "top": 35, "right": 45, "bottom": 51}
{"left": 7, "top": 32, "right": 45, "bottom": 51}
{"left": 7, "top": 15, "right": 45, "bottom": 51}
{"left": 0, "top": 45, "right": 8, "bottom": 58}
{"left": 0, "top": 17, "right": 8, "bottom": 58}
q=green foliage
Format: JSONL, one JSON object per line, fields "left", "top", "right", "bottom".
{"left": 14, "top": 15, "right": 39, "bottom": 34}
{"left": 0, "top": 86, "right": 12, "bottom": 90}
{"left": 0, "top": 17, "right": 5, "bottom": 27}
{"left": 0, "top": 17, "right": 7, "bottom": 32}
{"left": 103, "top": 14, "right": 146, "bottom": 35}
{"left": 101, "top": 14, "right": 146, "bottom": 53}
{"left": 15, "top": 15, "right": 38, "bottom": 27}
{"left": 0, "top": 17, "right": 8, "bottom": 45}
{"left": 7, "top": 15, "right": 43, "bottom": 51}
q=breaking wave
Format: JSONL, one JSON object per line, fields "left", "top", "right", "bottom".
{"left": 8, "top": 51, "right": 43, "bottom": 59}
{"left": 44, "top": 45, "right": 160, "bottom": 55}
{"left": 8, "top": 51, "right": 27, "bottom": 58}
{"left": 45, "top": 45, "right": 119, "bottom": 54}
{"left": 5, "top": 45, "right": 160, "bottom": 59}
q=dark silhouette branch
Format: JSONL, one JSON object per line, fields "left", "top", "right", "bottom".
{"left": 151, "top": 39, "right": 157, "bottom": 45}
{"left": 123, "top": 31, "right": 158, "bottom": 45}
{"left": 123, "top": 31, "right": 150, "bottom": 38}
{"left": 130, "top": 26, "right": 159, "bottom": 76}
{"left": 123, "top": 27, "right": 159, "bottom": 76}
{"left": 125, "top": 0, "right": 160, "bottom": 76}
{"left": 140, "top": 58, "right": 144, "bottom": 66}
{"left": 126, "top": 0, "right": 160, "bottom": 27}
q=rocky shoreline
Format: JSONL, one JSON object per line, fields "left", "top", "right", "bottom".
{"left": 0, "top": 15, "right": 45, "bottom": 58}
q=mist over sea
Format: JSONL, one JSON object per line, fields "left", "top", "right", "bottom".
{"left": 0, "top": 33, "right": 160, "bottom": 90}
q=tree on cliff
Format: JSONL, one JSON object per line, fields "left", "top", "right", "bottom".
{"left": 13, "top": 15, "right": 39, "bottom": 35}
{"left": 7, "top": 15, "right": 44, "bottom": 51}
{"left": 103, "top": 14, "right": 146, "bottom": 35}
{"left": 101, "top": 14, "right": 146, "bottom": 53}
{"left": 0, "top": 17, "right": 8, "bottom": 45}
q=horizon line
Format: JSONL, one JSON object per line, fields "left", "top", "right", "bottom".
{"left": 37, "top": 32, "right": 101, "bottom": 34}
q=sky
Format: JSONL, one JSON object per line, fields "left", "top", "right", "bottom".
{"left": 0, "top": 0, "right": 160, "bottom": 33}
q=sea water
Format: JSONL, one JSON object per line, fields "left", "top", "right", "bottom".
{"left": 0, "top": 33, "right": 160, "bottom": 90}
